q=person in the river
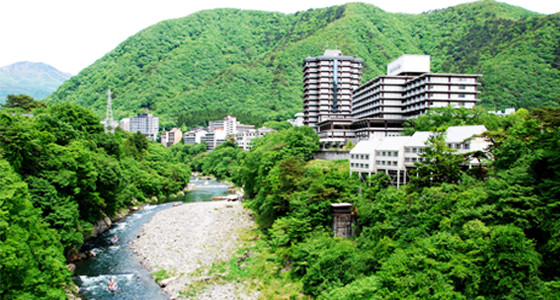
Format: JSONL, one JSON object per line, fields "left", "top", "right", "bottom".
{"left": 110, "top": 235, "right": 118, "bottom": 244}
{"left": 108, "top": 276, "right": 118, "bottom": 293}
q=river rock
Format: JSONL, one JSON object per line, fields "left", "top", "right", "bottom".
{"left": 92, "top": 216, "right": 112, "bottom": 237}
{"left": 66, "top": 263, "right": 76, "bottom": 272}
{"left": 130, "top": 201, "right": 258, "bottom": 298}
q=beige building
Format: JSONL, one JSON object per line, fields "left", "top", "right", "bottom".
{"left": 161, "top": 128, "right": 183, "bottom": 147}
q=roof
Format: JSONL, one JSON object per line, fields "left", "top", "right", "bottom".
{"left": 377, "top": 136, "right": 411, "bottom": 151}
{"left": 350, "top": 138, "right": 383, "bottom": 154}
{"left": 405, "top": 131, "right": 432, "bottom": 147}
{"left": 446, "top": 125, "right": 487, "bottom": 143}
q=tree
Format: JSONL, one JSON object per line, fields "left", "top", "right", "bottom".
{"left": 0, "top": 158, "right": 69, "bottom": 299}
{"left": 409, "top": 132, "right": 465, "bottom": 190}
{"left": 1, "top": 94, "right": 46, "bottom": 111}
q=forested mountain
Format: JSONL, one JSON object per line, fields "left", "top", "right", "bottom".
{"left": 0, "top": 62, "right": 72, "bottom": 102}
{"left": 45, "top": 1, "right": 560, "bottom": 128}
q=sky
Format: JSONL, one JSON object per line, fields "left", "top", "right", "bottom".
{"left": 1, "top": 0, "right": 558, "bottom": 75}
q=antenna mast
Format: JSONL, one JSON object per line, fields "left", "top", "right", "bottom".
{"left": 103, "top": 88, "right": 116, "bottom": 133}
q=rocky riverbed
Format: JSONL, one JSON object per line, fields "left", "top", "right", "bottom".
{"left": 130, "top": 200, "right": 258, "bottom": 299}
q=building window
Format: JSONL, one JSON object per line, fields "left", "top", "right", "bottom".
{"left": 459, "top": 94, "right": 466, "bottom": 98}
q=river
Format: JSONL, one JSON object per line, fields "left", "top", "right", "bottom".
{"left": 72, "top": 178, "right": 228, "bottom": 299}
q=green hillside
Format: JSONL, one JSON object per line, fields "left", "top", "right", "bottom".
{"left": 45, "top": 1, "right": 560, "bottom": 128}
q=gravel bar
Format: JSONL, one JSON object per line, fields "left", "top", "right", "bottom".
{"left": 130, "top": 200, "right": 257, "bottom": 299}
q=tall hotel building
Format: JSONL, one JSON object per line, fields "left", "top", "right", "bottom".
{"left": 351, "top": 55, "right": 481, "bottom": 139}
{"left": 302, "top": 49, "right": 363, "bottom": 130}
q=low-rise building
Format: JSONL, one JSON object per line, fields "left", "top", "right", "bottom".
{"left": 488, "top": 108, "right": 516, "bottom": 116}
{"left": 184, "top": 127, "right": 208, "bottom": 145}
{"left": 236, "top": 127, "right": 274, "bottom": 151}
{"left": 350, "top": 125, "right": 489, "bottom": 187}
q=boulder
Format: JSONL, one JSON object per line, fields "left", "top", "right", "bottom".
{"left": 66, "top": 263, "right": 76, "bottom": 272}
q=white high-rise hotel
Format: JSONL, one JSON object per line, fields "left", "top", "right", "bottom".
{"left": 302, "top": 52, "right": 482, "bottom": 142}
{"left": 302, "top": 49, "right": 363, "bottom": 130}
{"left": 352, "top": 54, "right": 481, "bottom": 121}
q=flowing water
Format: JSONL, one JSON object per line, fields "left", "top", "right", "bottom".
{"left": 72, "top": 178, "right": 228, "bottom": 299}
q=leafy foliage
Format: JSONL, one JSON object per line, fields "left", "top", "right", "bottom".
{"left": 1, "top": 94, "right": 47, "bottom": 111}
{"left": 0, "top": 103, "right": 191, "bottom": 298}
{"left": 219, "top": 106, "right": 560, "bottom": 299}
{"left": 46, "top": 2, "right": 560, "bottom": 128}
{"left": 0, "top": 158, "right": 69, "bottom": 299}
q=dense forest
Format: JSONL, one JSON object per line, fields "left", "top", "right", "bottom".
{"left": 45, "top": 1, "right": 560, "bottom": 128}
{"left": 192, "top": 105, "right": 560, "bottom": 298}
{"left": 0, "top": 95, "right": 199, "bottom": 298}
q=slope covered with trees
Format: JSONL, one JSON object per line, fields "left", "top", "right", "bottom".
{"left": 0, "top": 97, "right": 193, "bottom": 298}
{"left": 45, "top": 1, "right": 560, "bottom": 128}
{"left": 192, "top": 105, "right": 560, "bottom": 298}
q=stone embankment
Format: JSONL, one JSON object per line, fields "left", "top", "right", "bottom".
{"left": 130, "top": 200, "right": 257, "bottom": 299}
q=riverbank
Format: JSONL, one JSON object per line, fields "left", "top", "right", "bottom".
{"left": 130, "top": 200, "right": 258, "bottom": 299}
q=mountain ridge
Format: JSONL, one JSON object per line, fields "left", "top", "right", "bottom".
{"left": 0, "top": 61, "right": 72, "bottom": 102}
{"left": 45, "top": 1, "right": 560, "bottom": 127}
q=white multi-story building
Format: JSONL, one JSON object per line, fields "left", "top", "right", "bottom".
{"left": 350, "top": 125, "right": 489, "bottom": 187}
{"left": 352, "top": 54, "right": 482, "bottom": 122}
{"left": 236, "top": 127, "right": 274, "bottom": 151}
{"left": 224, "top": 115, "right": 237, "bottom": 135}
{"left": 119, "top": 118, "right": 130, "bottom": 132}
{"left": 344, "top": 55, "right": 482, "bottom": 141}
{"left": 184, "top": 127, "right": 208, "bottom": 145}
{"left": 303, "top": 49, "right": 363, "bottom": 130}
{"left": 288, "top": 112, "right": 305, "bottom": 127}
{"left": 129, "top": 113, "right": 159, "bottom": 141}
